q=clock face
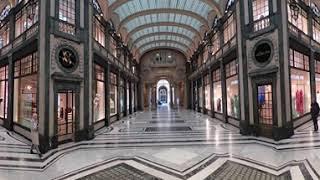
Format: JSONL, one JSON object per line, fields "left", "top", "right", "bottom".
{"left": 58, "top": 48, "right": 77, "bottom": 70}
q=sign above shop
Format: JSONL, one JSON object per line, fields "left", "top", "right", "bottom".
{"left": 58, "top": 48, "right": 78, "bottom": 70}
{"left": 254, "top": 42, "right": 272, "bottom": 64}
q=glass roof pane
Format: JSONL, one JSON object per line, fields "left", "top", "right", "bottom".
{"left": 114, "top": 0, "right": 213, "bottom": 21}
{"left": 130, "top": 26, "right": 195, "bottom": 42}
{"left": 135, "top": 35, "right": 192, "bottom": 48}
{"left": 140, "top": 43, "right": 187, "bottom": 54}
{"left": 125, "top": 14, "right": 202, "bottom": 32}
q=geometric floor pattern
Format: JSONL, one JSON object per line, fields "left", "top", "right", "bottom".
{"left": 77, "top": 163, "right": 161, "bottom": 180}
{"left": 204, "top": 161, "right": 292, "bottom": 180}
{"left": 0, "top": 105, "right": 320, "bottom": 179}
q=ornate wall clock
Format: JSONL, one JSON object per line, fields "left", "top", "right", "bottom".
{"left": 58, "top": 47, "right": 78, "bottom": 71}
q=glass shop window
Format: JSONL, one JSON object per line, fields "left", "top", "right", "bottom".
{"left": 204, "top": 74, "right": 211, "bottom": 110}
{"left": 313, "top": 19, "right": 320, "bottom": 43}
{"left": 15, "top": 0, "right": 39, "bottom": 37}
{"left": 315, "top": 60, "right": 320, "bottom": 105}
{"left": 93, "top": 64, "right": 105, "bottom": 122}
{"left": 110, "top": 72, "right": 117, "bottom": 116}
{"left": 0, "top": 23, "right": 9, "bottom": 48}
{"left": 0, "top": 65, "right": 8, "bottom": 120}
{"left": 198, "top": 79, "right": 203, "bottom": 108}
{"left": 252, "top": 0, "right": 270, "bottom": 31}
{"left": 213, "top": 68, "right": 223, "bottom": 113}
{"left": 289, "top": 49, "right": 311, "bottom": 118}
{"left": 120, "top": 78, "right": 125, "bottom": 113}
{"left": 127, "top": 82, "right": 130, "bottom": 111}
{"left": 13, "top": 52, "right": 38, "bottom": 128}
{"left": 211, "top": 33, "right": 220, "bottom": 55}
{"left": 223, "top": 13, "right": 236, "bottom": 44}
{"left": 59, "top": 0, "right": 75, "bottom": 24}
{"left": 288, "top": 3, "right": 308, "bottom": 35}
{"left": 225, "top": 60, "right": 239, "bottom": 119}
{"left": 93, "top": 17, "right": 105, "bottom": 47}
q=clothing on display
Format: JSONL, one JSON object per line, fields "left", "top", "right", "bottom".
{"left": 295, "top": 89, "right": 304, "bottom": 115}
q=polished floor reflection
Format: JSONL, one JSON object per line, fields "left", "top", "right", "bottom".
{"left": 0, "top": 106, "right": 319, "bottom": 179}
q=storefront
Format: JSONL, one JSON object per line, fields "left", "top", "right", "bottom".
{"left": 110, "top": 72, "right": 118, "bottom": 122}
{"left": 93, "top": 64, "right": 105, "bottom": 123}
{"left": 204, "top": 74, "right": 211, "bottom": 113}
{"left": 289, "top": 49, "right": 311, "bottom": 119}
{"left": 212, "top": 68, "right": 223, "bottom": 120}
{"left": 225, "top": 60, "right": 240, "bottom": 120}
{"left": 13, "top": 52, "right": 38, "bottom": 129}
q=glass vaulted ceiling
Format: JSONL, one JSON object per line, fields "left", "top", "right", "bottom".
{"left": 108, "top": 0, "right": 214, "bottom": 56}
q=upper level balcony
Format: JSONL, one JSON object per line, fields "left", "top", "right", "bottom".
{"left": 0, "top": 0, "right": 39, "bottom": 58}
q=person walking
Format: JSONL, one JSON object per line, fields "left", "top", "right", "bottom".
{"left": 311, "top": 101, "right": 320, "bottom": 131}
{"left": 30, "top": 113, "right": 41, "bottom": 157}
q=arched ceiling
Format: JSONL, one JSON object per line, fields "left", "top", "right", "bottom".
{"left": 107, "top": 0, "right": 222, "bottom": 58}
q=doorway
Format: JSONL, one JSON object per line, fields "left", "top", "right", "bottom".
{"left": 256, "top": 83, "right": 274, "bottom": 138}
{"left": 156, "top": 79, "right": 170, "bottom": 106}
{"left": 159, "top": 86, "right": 168, "bottom": 103}
{"left": 55, "top": 87, "right": 79, "bottom": 143}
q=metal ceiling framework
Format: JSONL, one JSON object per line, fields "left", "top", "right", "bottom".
{"left": 107, "top": 0, "right": 221, "bottom": 58}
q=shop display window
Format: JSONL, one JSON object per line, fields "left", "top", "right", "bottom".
{"left": 59, "top": 0, "right": 75, "bottom": 24}
{"left": 0, "top": 23, "right": 9, "bottom": 49}
{"left": 132, "top": 83, "right": 135, "bottom": 110}
{"left": 213, "top": 68, "right": 222, "bottom": 113}
{"left": 0, "top": 65, "right": 8, "bottom": 119}
{"left": 204, "top": 75, "right": 211, "bottom": 110}
{"left": 93, "top": 17, "right": 105, "bottom": 47}
{"left": 223, "top": 13, "right": 236, "bottom": 44}
{"left": 288, "top": 3, "right": 308, "bottom": 34}
{"left": 15, "top": 0, "right": 39, "bottom": 37}
{"left": 110, "top": 72, "right": 117, "bottom": 116}
{"left": 225, "top": 60, "right": 240, "bottom": 119}
{"left": 289, "top": 49, "right": 311, "bottom": 118}
{"left": 120, "top": 78, "right": 125, "bottom": 113}
{"left": 211, "top": 33, "right": 220, "bottom": 55}
{"left": 93, "top": 64, "right": 105, "bottom": 122}
{"left": 193, "top": 81, "right": 198, "bottom": 108}
{"left": 252, "top": 0, "right": 270, "bottom": 31}
{"left": 315, "top": 60, "right": 320, "bottom": 104}
{"left": 313, "top": 19, "right": 320, "bottom": 43}
{"left": 198, "top": 80, "right": 203, "bottom": 108}
{"left": 127, "top": 82, "right": 130, "bottom": 111}
{"left": 13, "top": 52, "right": 38, "bottom": 128}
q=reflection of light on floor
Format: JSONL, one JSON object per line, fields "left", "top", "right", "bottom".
{"left": 215, "top": 130, "right": 220, "bottom": 146}
{"left": 309, "top": 130, "right": 314, "bottom": 146}
{"left": 206, "top": 118, "right": 210, "bottom": 140}
{"left": 228, "top": 133, "right": 233, "bottom": 157}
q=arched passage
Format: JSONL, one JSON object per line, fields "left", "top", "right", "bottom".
{"left": 157, "top": 80, "right": 171, "bottom": 105}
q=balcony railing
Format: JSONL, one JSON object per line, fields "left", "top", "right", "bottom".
{"left": 189, "top": 35, "right": 237, "bottom": 79}
{"left": 288, "top": 23, "right": 311, "bottom": 45}
{"left": 56, "top": 19, "right": 76, "bottom": 36}
{"left": 253, "top": 16, "right": 271, "bottom": 32}
{"left": 93, "top": 40, "right": 137, "bottom": 79}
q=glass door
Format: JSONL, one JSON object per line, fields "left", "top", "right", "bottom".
{"left": 257, "top": 84, "right": 273, "bottom": 138}
{"left": 57, "top": 90, "right": 76, "bottom": 142}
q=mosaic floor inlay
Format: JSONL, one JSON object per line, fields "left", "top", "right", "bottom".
{"left": 144, "top": 126, "right": 192, "bottom": 132}
{"left": 204, "top": 161, "right": 292, "bottom": 180}
{"left": 77, "top": 163, "right": 161, "bottom": 180}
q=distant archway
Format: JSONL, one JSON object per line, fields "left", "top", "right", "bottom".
{"left": 157, "top": 79, "right": 170, "bottom": 105}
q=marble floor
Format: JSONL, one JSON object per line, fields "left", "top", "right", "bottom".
{"left": 0, "top": 106, "right": 319, "bottom": 179}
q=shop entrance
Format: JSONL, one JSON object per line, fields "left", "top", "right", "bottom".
{"left": 256, "top": 83, "right": 274, "bottom": 138}
{"left": 55, "top": 85, "right": 79, "bottom": 143}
